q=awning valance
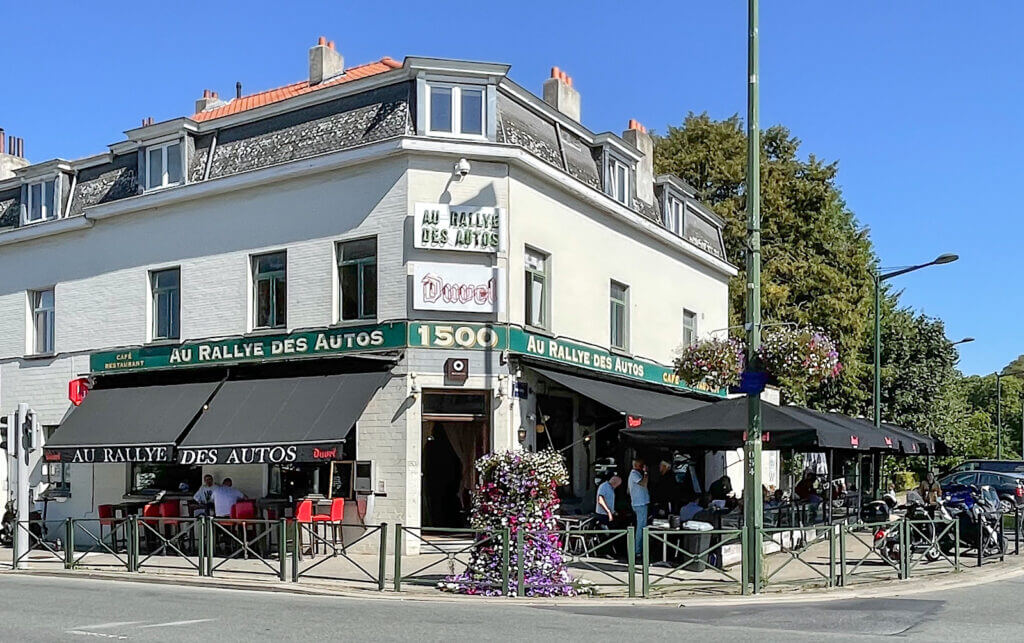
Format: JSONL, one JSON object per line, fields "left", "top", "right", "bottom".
{"left": 176, "top": 371, "right": 391, "bottom": 464}
{"left": 531, "top": 367, "right": 709, "bottom": 420}
{"left": 44, "top": 381, "right": 219, "bottom": 463}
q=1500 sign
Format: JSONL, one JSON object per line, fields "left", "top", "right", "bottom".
{"left": 409, "top": 323, "right": 508, "bottom": 349}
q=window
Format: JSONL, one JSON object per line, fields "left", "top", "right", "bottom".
{"left": 338, "top": 238, "right": 377, "bottom": 321}
{"left": 682, "top": 309, "right": 698, "bottom": 347}
{"left": 427, "top": 83, "right": 485, "bottom": 136}
{"left": 31, "top": 289, "right": 54, "bottom": 354}
{"left": 609, "top": 281, "right": 629, "bottom": 351}
{"left": 24, "top": 179, "right": 57, "bottom": 224}
{"left": 130, "top": 463, "right": 202, "bottom": 494}
{"left": 665, "top": 197, "right": 684, "bottom": 235}
{"left": 253, "top": 252, "right": 286, "bottom": 329}
{"left": 145, "top": 141, "right": 183, "bottom": 190}
{"left": 151, "top": 268, "right": 180, "bottom": 340}
{"left": 524, "top": 248, "right": 549, "bottom": 329}
{"left": 606, "top": 157, "right": 630, "bottom": 205}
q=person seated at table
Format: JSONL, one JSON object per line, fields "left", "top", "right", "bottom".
{"left": 708, "top": 474, "right": 739, "bottom": 510}
{"left": 765, "top": 488, "right": 785, "bottom": 510}
{"left": 193, "top": 474, "right": 218, "bottom": 516}
{"left": 795, "top": 470, "right": 822, "bottom": 505}
{"left": 679, "top": 494, "right": 709, "bottom": 522}
{"left": 211, "top": 478, "right": 246, "bottom": 518}
{"left": 594, "top": 474, "right": 621, "bottom": 527}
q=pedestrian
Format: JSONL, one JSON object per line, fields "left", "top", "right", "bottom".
{"left": 595, "top": 474, "right": 621, "bottom": 527}
{"left": 628, "top": 458, "right": 649, "bottom": 558}
{"left": 919, "top": 471, "right": 942, "bottom": 505}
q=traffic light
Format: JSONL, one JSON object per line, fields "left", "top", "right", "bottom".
{"left": 0, "top": 413, "right": 8, "bottom": 451}
{"left": 21, "top": 410, "right": 34, "bottom": 453}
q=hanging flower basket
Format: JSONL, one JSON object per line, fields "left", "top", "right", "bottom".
{"left": 674, "top": 337, "right": 745, "bottom": 391}
{"left": 440, "top": 449, "right": 589, "bottom": 597}
{"left": 758, "top": 326, "right": 842, "bottom": 388}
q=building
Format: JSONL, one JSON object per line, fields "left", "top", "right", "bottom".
{"left": 0, "top": 38, "right": 735, "bottom": 542}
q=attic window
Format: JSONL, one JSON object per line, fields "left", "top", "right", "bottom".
{"left": 606, "top": 156, "right": 630, "bottom": 206}
{"left": 426, "top": 82, "right": 485, "bottom": 137}
{"left": 664, "top": 196, "right": 684, "bottom": 236}
{"left": 23, "top": 179, "right": 57, "bottom": 224}
{"left": 145, "top": 140, "right": 184, "bottom": 190}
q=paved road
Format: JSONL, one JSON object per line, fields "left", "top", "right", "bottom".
{"left": 1, "top": 573, "right": 1022, "bottom": 641}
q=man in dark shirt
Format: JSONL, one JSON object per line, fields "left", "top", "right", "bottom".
{"left": 651, "top": 460, "right": 684, "bottom": 516}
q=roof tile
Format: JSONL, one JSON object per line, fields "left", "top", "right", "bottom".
{"left": 191, "top": 57, "right": 402, "bottom": 122}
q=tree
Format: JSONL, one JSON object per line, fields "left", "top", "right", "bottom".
{"left": 655, "top": 114, "right": 875, "bottom": 412}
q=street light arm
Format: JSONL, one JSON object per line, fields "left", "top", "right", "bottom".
{"left": 878, "top": 262, "right": 937, "bottom": 282}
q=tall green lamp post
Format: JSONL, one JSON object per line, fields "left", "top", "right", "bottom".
{"left": 742, "top": 0, "right": 763, "bottom": 593}
{"left": 872, "top": 254, "right": 957, "bottom": 495}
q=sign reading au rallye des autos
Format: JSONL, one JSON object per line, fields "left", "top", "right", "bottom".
{"left": 413, "top": 203, "right": 505, "bottom": 253}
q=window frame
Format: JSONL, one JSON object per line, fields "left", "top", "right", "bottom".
{"left": 337, "top": 237, "right": 378, "bottom": 322}
{"left": 424, "top": 81, "right": 487, "bottom": 139}
{"left": 144, "top": 139, "right": 185, "bottom": 191}
{"left": 524, "top": 246, "right": 550, "bottom": 330}
{"left": 606, "top": 156, "right": 631, "bottom": 206}
{"left": 23, "top": 178, "right": 58, "bottom": 225}
{"left": 609, "top": 280, "right": 630, "bottom": 351}
{"left": 665, "top": 196, "right": 685, "bottom": 236}
{"left": 150, "top": 267, "right": 181, "bottom": 341}
{"left": 252, "top": 251, "right": 287, "bottom": 330}
{"left": 30, "top": 288, "right": 55, "bottom": 355}
{"left": 682, "top": 309, "right": 698, "bottom": 348}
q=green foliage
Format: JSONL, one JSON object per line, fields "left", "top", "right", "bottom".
{"left": 891, "top": 471, "right": 918, "bottom": 492}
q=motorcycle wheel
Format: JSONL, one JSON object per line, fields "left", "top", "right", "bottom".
{"left": 925, "top": 547, "right": 942, "bottom": 562}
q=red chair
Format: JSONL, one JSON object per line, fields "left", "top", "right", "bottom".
{"left": 230, "top": 501, "right": 259, "bottom": 557}
{"left": 158, "top": 500, "right": 192, "bottom": 551}
{"left": 97, "top": 504, "right": 125, "bottom": 552}
{"left": 313, "top": 498, "right": 345, "bottom": 552}
{"left": 293, "top": 499, "right": 316, "bottom": 557}
{"left": 140, "top": 503, "right": 163, "bottom": 553}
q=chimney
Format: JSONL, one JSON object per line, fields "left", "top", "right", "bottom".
{"left": 195, "top": 88, "right": 228, "bottom": 113}
{"left": 543, "top": 67, "right": 581, "bottom": 122}
{"left": 309, "top": 36, "right": 344, "bottom": 85}
{"left": 0, "top": 130, "right": 29, "bottom": 180}
{"left": 622, "top": 119, "right": 654, "bottom": 206}
{"left": 236, "top": 81, "right": 243, "bottom": 99}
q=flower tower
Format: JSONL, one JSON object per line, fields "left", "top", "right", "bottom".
{"left": 441, "top": 449, "right": 580, "bottom": 596}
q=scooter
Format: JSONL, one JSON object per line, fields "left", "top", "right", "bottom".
{"left": 942, "top": 485, "right": 1005, "bottom": 556}
{"left": 0, "top": 500, "right": 43, "bottom": 548}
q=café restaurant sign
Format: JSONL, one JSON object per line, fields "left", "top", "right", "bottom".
{"left": 177, "top": 443, "right": 343, "bottom": 465}
{"left": 414, "top": 202, "right": 504, "bottom": 253}
{"left": 45, "top": 445, "right": 174, "bottom": 464}
{"left": 91, "top": 322, "right": 406, "bottom": 374}
{"left": 412, "top": 263, "right": 500, "bottom": 313}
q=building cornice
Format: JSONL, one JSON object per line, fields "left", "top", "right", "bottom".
{"left": 0, "top": 215, "right": 93, "bottom": 247}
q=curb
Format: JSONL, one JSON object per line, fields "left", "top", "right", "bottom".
{"left": 6, "top": 557, "right": 1024, "bottom": 607}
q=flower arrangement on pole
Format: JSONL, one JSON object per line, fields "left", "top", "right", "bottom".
{"left": 673, "top": 337, "right": 746, "bottom": 391}
{"left": 440, "top": 449, "right": 586, "bottom": 597}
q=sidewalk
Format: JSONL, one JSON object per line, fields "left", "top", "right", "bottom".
{"left": 0, "top": 522, "right": 1009, "bottom": 601}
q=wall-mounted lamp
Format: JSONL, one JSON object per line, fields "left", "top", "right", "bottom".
{"left": 517, "top": 427, "right": 528, "bottom": 444}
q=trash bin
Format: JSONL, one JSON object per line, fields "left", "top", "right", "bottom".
{"left": 680, "top": 520, "right": 714, "bottom": 572}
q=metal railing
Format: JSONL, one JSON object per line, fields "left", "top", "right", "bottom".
{"left": 904, "top": 519, "right": 959, "bottom": 576}
{"left": 838, "top": 520, "right": 904, "bottom": 585}
{"left": 66, "top": 518, "right": 131, "bottom": 571}
{"left": 643, "top": 527, "right": 745, "bottom": 596}
{"left": 12, "top": 520, "right": 65, "bottom": 569}
{"left": 133, "top": 517, "right": 204, "bottom": 575}
{"left": 518, "top": 528, "right": 635, "bottom": 597}
{"left": 759, "top": 525, "right": 837, "bottom": 591}
{"left": 208, "top": 518, "right": 287, "bottom": 581}
{"left": 292, "top": 521, "right": 387, "bottom": 590}
{"left": 394, "top": 526, "right": 507, "bottom": 594}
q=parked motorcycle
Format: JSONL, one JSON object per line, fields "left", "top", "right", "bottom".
{"left": 0, "top": 500, "right": 43, "bottom": 548}
{"left": 941, "top": 484, "right": 1006, "bottom": 556}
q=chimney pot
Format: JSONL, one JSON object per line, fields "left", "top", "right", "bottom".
{"left": 236, "top": 81, "right": 242, "bottom": 99}
{"left": 203, "top": 89, "right": 210, "bottom": 98}
{"left": 318, "top": 36, "right": 326, "bottom": 45}
{"left": 551, "top": 66, "right": 560, "bottom": 79}
{"left": 622, "top": 122, "right": 654, "bottom": 206}
{"left": 328, "top": 40, "right": 335, "bottom": 50}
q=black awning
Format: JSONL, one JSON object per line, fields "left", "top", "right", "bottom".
{"left": 622, "top": 397, "right": 895, "bottom": 452}
{"left": 177, "top": 371, "right": 390, "bottom": 465}
{"left": 44, "top": 381, "right": 219, "bottom": 463}
{"left": 531, "top": 367, "right": 709, "bottom": 420}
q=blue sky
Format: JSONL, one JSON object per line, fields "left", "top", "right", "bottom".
{"left": 1, "top": 1, "right": 1016, "bottom": 374}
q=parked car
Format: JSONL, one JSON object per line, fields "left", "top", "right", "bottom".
{"left": 938, "top": 470, "right": 1024, "bottom": 512}
{"left": 947, "top": 459, "right": 1024, "bottom": 475}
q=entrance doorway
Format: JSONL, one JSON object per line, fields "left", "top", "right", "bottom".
{"left": 420, "top": 391, "right": 491, "bottom": 529}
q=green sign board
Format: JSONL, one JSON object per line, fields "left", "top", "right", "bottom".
{"left": 89, "top": 320, "right": 724, "bottom": 397}
{"left": 90, "top": 322, "right": 408, "bottom": 374}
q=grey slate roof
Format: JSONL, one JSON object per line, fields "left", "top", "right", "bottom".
{"left": 69, "top": 154, "right": 139, "bottom": 217}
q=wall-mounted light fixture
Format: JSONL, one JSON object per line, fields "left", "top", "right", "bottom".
{"left": 517, "top": 427, "right": 528, "bottom": 444}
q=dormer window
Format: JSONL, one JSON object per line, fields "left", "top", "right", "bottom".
{"left": 664, "top": 196, "right": 684, "bottom": 236}
{"left": 606, "top": 156, "right": 630, "bottom": 206}
{"left": 426, "top": 82, "right": 485, "bottom": 137}
{"left": 24, "top": 179, "right": 57, "bottom": 224}
{"left": 145, "top": 140, "right": 184, "bottom": 190}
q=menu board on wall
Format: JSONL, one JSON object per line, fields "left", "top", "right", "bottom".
{"left": 413, "top": 203, "right": 505, "bottom": 253}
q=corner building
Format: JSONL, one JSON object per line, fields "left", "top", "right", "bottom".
{"left": 0, "top": 40, "right": 735, "bottom": 547}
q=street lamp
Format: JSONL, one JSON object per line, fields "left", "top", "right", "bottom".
{"left": 873, "top": 253, "right": 959, "bottom": 428}
{"left": 952, "top": 337, "right": 975, "bottom": 346}
{"left": 995, "top": 368, "right": 1024, "bottom": 460}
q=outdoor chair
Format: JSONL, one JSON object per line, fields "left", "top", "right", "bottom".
{"left": 229, "top": 500, "right": 260, "bottom": 557}
{"left": 158, "top": 500, "right": 193, "bottom": 553}
{"left": 312, "top": 498, "right": 345, "bottom": 553}
{"left": 97, "top": 504, "right": 126, "bottom": 553}
{"left": 293, "top": 499, "right": 316, "bottom": 557}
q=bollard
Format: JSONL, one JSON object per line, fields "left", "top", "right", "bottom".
{"left": 278, "top": 519, "right": 287, "bottom": 582}
{"left": 393, "top": 523, "right": 403, "bottom": 592}
{"left": 626, "top": 527, "right": 636, "bottom": 598}
{"left": 378, "top": 524, "right": 388, "bottom": 591}
{"left": 64, "top": 519, "right": 74, "bottom": 570}
{"left": 501, "top": 528, "right": 510, "bottom": 596}
{"left": 642, "top": 528, "right": 650, "bottom": 597}
{"left": 516, "top": 529, "right": 525, "bottom": 597}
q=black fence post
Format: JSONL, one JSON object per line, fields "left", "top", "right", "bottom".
{"left": 978, "top": 519, "right": 984, "bottom": 568}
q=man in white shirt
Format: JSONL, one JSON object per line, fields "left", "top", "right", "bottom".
{"left": 193, "top": 475, "right": 217, "bottom": 516}
{"left": 210, "top": 477, "right": 246, "bottom": 517}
